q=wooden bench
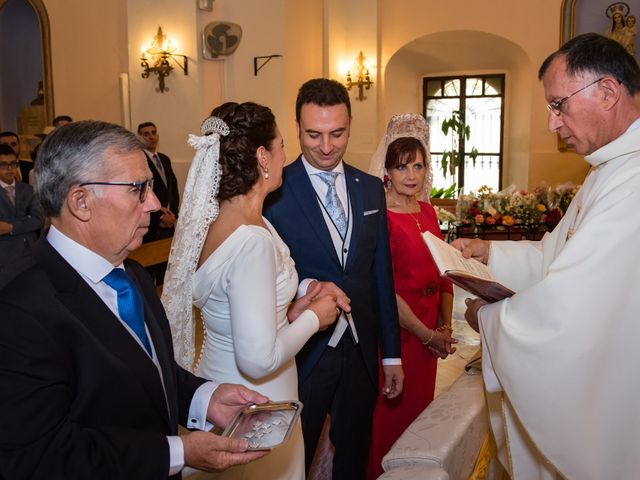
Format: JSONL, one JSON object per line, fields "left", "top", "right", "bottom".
{"left": 128, "top": 237, "right": 173, "bottom": 268}
{"left": 128, "top": 237, "right": 173, "bottom": 295}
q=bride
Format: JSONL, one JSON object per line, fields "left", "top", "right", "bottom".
{"left": 162, "top": 102, "right": 342, "bottom": 479}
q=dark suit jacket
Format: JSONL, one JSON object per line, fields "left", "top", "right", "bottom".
{"left": 0, "top": 239, "right": 206, "bottom": 479}
{"left": 0, "top": 181, "right": 43, "bottom": 267}
{"left": 264, "top": 157, "right": 400, "bottom": 388}
{"left": 144, "top": 151, "right": 180, "bottom": 242}
{"left": 18, "top": 160, "right": 34, "bottom": 185}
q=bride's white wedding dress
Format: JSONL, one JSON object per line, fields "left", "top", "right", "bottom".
{"left": 192, "top": 219, "right": 318, "bottom": 480}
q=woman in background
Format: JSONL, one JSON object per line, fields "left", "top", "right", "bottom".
{"left": 366, "top": 114, "right": 456, "bottom": 480}
{"left": 162, "top": 102, "right": 340, "bottom": 479}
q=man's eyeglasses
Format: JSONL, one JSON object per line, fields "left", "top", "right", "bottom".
{"left": 546, "top": 77, "right": 604, "bottom": 116}
{"left": 0, "top": 161, "right": 19, "bottom": 169}
{"left": 79, "top": 179, "right": 155, "bottom": 203}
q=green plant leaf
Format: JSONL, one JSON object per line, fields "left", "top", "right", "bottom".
{"left": 439, "top": 109, "right": 477, "bottom": 182}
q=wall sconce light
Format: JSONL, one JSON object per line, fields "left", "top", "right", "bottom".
{"left": 140, "top": 26, "right": 188, "bottom": 93}
{"left": 345, "top": 51, "right": 374, "bottom": 101}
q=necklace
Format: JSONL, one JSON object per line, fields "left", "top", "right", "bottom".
{"left": 408, "top": 209, "right": 422, "bottom": 230}
{"left": 387, "top": 193, "right": 422, "bottom": 229}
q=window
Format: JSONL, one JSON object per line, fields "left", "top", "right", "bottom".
{"left": 424, "top": 75, "right": 504, "bottom": 194}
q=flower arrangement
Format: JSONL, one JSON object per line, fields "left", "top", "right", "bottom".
{"left": 455, "top": 183, "right": 579, "bottom": 230}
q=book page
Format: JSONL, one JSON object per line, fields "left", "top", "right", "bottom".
{"left": 422, "top": 231, "right": 495, "bottom": 280}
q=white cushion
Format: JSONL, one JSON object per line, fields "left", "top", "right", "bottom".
{"left": 382, "top": 373, "right": 487, "bottom": 480}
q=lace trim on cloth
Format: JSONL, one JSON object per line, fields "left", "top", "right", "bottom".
{"left": 161, "top": 116, "right": 229, "bottom": 371}
{"left": 368, "top": 113, "right": 434, "bottom": 202}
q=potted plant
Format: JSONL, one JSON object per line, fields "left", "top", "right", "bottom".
{"left": 431, "top": 110, "right": 477, "bottom": 216}
{"left": 440, "top": 109, "right": 478, "bottom": 179}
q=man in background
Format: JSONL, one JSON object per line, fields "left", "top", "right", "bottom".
{"left": 53, "top": 114, "right": 73, "bottom": 127}
{"left": 0, "top": 131, "right": 29, "bottom": 183}
{"left": 137, "top": 121, "right": 180, "bottom": 283}
{"left": 0, "top": 143, "right": 43, "bottom": 271}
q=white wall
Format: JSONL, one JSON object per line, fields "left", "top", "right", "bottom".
{"left": 44, "top": 0, "right": 128, "bottom": 124}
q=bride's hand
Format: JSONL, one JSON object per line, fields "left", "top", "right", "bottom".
{"left": 287, "top": 282, "right": 323, "bottom": 323}
{"left": 309, "top": 295, "right": 340, "bottom": 331}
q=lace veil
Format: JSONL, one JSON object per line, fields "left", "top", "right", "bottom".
{"left": 368, "top": 113, "right": 433, "bottom": 202}
{"left": 161, "top": 116, "right": 230, "bottom": 371}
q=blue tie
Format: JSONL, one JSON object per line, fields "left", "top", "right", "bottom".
{"left": 103, "top": 268, "right": 152, "bottom": 355}
{"left": 316, "top": 172, "right": 347, "bottom": 237}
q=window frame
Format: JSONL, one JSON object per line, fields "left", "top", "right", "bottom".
{"left": 423, "top": 74, "right": 505, "bottom": 192}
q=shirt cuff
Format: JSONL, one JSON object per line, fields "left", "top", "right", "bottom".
{"left": 381, "top": 358, "right": 402, "bottom": 366}
{"left": 167, "top": 435, "right": 185, "bottom": 476}
{"left": 297, "top": 278, "right": 316, "bottom": 298}
{"left": 186, "top": 381, "right": 219, "bottom": 431}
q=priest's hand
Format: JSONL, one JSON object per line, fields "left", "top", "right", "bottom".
{"left": 450, "top": 238, "right": 491, "bottom": 264}
{"left": 464, "top": 298, "right": 488, "bottom": 332}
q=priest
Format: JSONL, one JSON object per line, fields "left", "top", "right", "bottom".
{"left": 455, "top": 33, "right": 640, "bottom": 479}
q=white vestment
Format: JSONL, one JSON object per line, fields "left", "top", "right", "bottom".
{"left": 479, "top": 126, "right": 640, "bottom": 479}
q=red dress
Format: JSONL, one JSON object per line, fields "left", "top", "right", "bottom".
{"left": 366, "top": 201, "right": 453, "bottom": 480}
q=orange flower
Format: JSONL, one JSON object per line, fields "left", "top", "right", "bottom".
{"left": 474, "top": 214, "right": 485, "bottom": 224}
{"left": 536, "top": 204, "right": 547, "bottom": 212}
{"left": 502, "top": 215, "right": 515, "bottom": 226}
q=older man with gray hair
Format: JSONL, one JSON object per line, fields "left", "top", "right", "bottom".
{"left": 455, "top": 33, "right": 640, "bottom": 479}
{"left": 0, "top": 120, "right": 269, "bottom": 479}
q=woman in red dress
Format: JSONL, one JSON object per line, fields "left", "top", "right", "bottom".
{"left": 366, "top": 115, "right": 456, "bottom": 480}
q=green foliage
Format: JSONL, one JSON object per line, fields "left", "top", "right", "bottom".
{"left": 440, "top": 110, "right": 478, "bottom": 179}
{"left": 430, "top": 183, "right": 459, "bottom": 199}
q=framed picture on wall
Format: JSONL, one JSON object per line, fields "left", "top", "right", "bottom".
{"left": 558, "top": 1, "right": 639, "bottom": 150}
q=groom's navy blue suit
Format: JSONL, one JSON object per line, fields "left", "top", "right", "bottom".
{"left": 264, "top": 156, "right": 400, "bottom": 478}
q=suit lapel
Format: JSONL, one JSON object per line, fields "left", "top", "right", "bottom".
{"left": 13, "top": 182, "right": 29, "bottom": 213}
{"left": 286, "top": 158, "right": 342, "bottom": 266}
{"left": 145, "top": 152, "right": 169, "bottom": 204}
{"left": 344, "top": 164, "right": 364, "bottom": 271}
{"left": 34, "top": 240, "right": 173, "bottom": 430}
{"left": 129, "top": 267, "right": 179, "bottom": 427}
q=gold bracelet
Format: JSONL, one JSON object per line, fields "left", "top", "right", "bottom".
{"left": 422, "top": 329, "right": 435, "bottom": 346}
{"left": 437, "top": 325, "right": 453, "bottom": 334}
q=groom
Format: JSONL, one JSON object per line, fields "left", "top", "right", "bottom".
{"left": 264, "top": 78, "right": 403, "bottom": 479}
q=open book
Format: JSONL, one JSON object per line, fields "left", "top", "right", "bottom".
{"left": 422, "top": 231, "right": 515, "bottom": 303}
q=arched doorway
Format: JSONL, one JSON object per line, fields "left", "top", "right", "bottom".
{"left": 0, "top": 0, "right": 53, "bottom": 142}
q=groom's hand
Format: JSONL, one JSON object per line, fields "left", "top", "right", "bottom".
{"left": 308, "top": 280, "right": 351, "bottom": 312}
